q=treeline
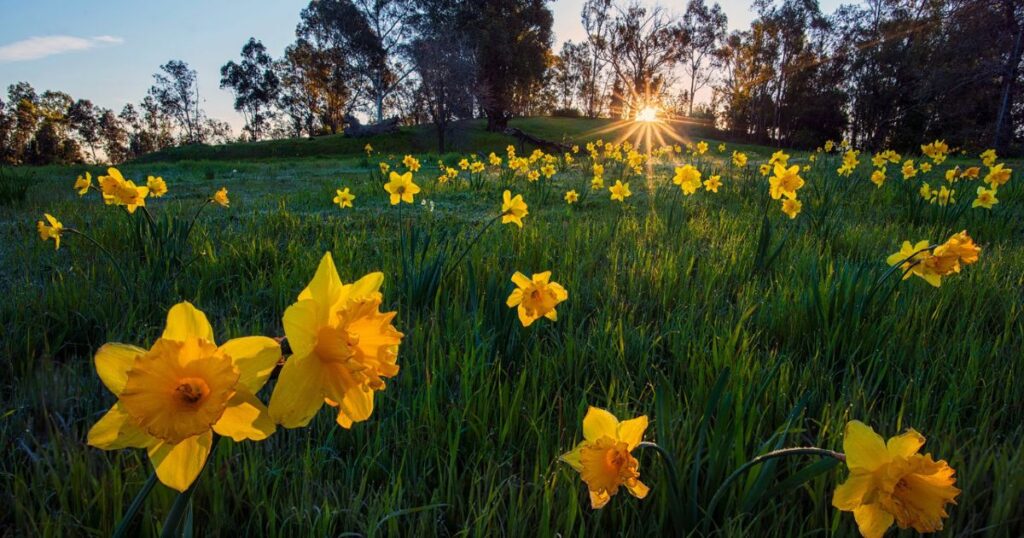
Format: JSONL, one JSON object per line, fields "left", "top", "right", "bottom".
{"left": 1, "top": 0, "right": 1021, "bottom": 165}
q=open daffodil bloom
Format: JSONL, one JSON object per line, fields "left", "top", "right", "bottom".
{"left": 87, "top": 302, "right": 281, "bottom": 491}
{"left": 833, "top": 421, "right": 959, "bottom": 538}
{"left": 506, "top": 271, "right": 568, "bottom": 327}
{"left": 269, "top": 252, "right": 403, "bottom": 429}
{"left": 560, "top": 406, "right": 650, "bottom": 509}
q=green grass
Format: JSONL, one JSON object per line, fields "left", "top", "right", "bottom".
{"left": 2, "top": 120, "right": 1023, "bottom": 536}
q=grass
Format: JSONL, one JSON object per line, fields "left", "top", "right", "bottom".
{"left": 2, "top": 118, "right": 1023, "bottom": 536}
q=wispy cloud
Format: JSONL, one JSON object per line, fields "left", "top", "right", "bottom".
{"left": 0, "top": 35, "right": 124, "bottom": 63}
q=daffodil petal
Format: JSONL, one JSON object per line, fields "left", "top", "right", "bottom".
{"left": 626, "top": 479, "right": 650, "bottom": 499}
{"left": 559, "top": 442, "right": 585, "bottom": 472}
{"left": 282, "top": 300, "right": 320, "bottom": 357}
{"left": 298, "top": 252, "right": 343, "bottom": 315}
{"left": 832, "top": 472, "right": 873, "bottom": 510}
{"left": 345, "top": 272, "right": 384, "bottom": 302}
{"left": 589, "top": 489, "right": 611, "bottom": 509}
{"left": 217, "top": 336, "right": 281, "bottom": 393}
{"left": 162, "top": 302, "right": 215, "bottom": 344}
{"left": 617, "top": 416, "right": 648, "bottom": 450}
{"left": 582, "top": 407, "right": 619, "bottom": 442}
{"left": 94, "top": 343, "right": 146, "bottom": 395}
{"left": 147, "top": 431, "right": 213, "bottom": 493}
{"left": 213, "top": 389, "right": 275, "bottom": 441}
{"left": 87, "top": 404, "right": 154, "bottom": 449}
{"left": 844, "top": 421, "right": 890, "bottom": 472}
{"left": 268, "top": 353, "right": 325, "bottom": 428}
{"left": 886, "top": 429, "right": 926, "bottom": 459}
{"left": 511, "top": 272, "right": 531, "bottom": 288}
{"left": 853, "top": 503, "right": 894, "bottom": 538}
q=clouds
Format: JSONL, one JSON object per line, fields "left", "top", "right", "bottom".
{"left": 0, "top": 35, "right": 124, "bottom": 63}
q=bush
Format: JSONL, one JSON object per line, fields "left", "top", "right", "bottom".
{"left": 551, "top": 108, "right": 581, "bottom": 118}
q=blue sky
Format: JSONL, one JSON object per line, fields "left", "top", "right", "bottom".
{"left": 0, "top": 0, "right": 850, "bottom": 132}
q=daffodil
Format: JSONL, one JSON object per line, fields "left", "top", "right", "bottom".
{"left": 833, "top": 421, "right": 959, "bottom": 538}
{"left": 506, "top": 271, "right": 568, "bottom": 327}
{"left": 972, "top": 186, "right": 997, "bottom": 209}
{"left": 564, "top": 190, "right": 579, "bottom": 204}
{"left": 703, "top": 175, "right": 722, "bottom": 193}
{"left": 980, "top": 149, "right": 997, "bottom": 167}
{"left": 99, "top": 167, "right": 149, "bottom": 213}
{"left": 781, "top": 198, "right": 802, "bottom": 219}
{"left": 213, "top": 187, "right": 230, "bottom": 207}
{"left": 591, "top": 176, "right": 604, "bottom": 190}
{"left": 769, "top": 163, "right": 804, "bottom": 200}
{"left": 560, "top": 406, "right": 649, "bottom": 509}
{"left": 769, "top": 150, "right": 789, "bottom": 167}
{"left": 870, "top": 169, "right": 886, "bottom": 188}
{"left": 696, "top": 141, "right": 708, "bottom": 154}
{"left": 333, "top": 187, "right": 355, "bottom": 209}
{"left": 984, "top": 163, "right": 1011, "bottom": 188}
{"left": 609, "top": 180, "right": 631, "bottom": 202}
{"left": 384, "top": 171, "right": 420, "bottom": 205}
{"left": 824, "top": 140, "right": 835, "bottom": 152}
{"left": 379, "top": 162, "right": 390, "bottom": 174}
{"left": 269, "top": 252, "right": 402, "bottom": 429}
{"left": 74, "top": 172, "right": 92, "bottom": 195}
{"left": 501, "top": 190, "right": 528, "bottom": 227}
{"left": 36, "top": 213, "right": 63, "bottom": 249}
{"left": 402, "top": 155, "right": 421, "bottom": 172}
{"left": 759, "top": 163, "right": 771, "bottom": 176}
{"left": 147, "top": 176, "right": 168, "bottom": 197}
{"left": 901, "top": 161, "right": 917, "bottom": 180}
{"left": 887, "top": 240, "right": 941, "bottom": 286}
{"left": 732, "top": 151, "right": 747, "bottom": 167}
{"left": 87, "top": 302, "right": 281, "bottom": 492}
{"left": 364, "top": 143, "right": 373, "bottom": 155}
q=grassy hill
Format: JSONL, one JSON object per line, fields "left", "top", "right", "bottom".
{"left": 134, "top": 116, "right": 732, "bottom": 163}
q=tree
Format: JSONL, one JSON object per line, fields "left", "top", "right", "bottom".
{"left": 149, "top": 60, "right": 206, "bottom": 144}
{"left": 68, "top": 99, "right": 101, "bottom": 162}
{"left": 409, "top": 0, "right": 476, "bottom": 152}
{"left": 98, "top": 108, "right": 129, "bottom": 163}
{"left": 7, "top": 82, "right": 40, "bottom": 164}
{"left": 221, "top": 38, "right": 280, "bottom": 141}
{"left": 584, "top": 1, "right": 688, "bottom": 118}
{"left": 681, "top": 0, "right": 727, "bottom": 117}
{"left": 460, "top": 0, "right": 554, "bottom": 131}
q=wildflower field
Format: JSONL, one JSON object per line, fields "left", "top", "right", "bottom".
{"left": 2, "top": 118, "right": 1023, "bottom": 536}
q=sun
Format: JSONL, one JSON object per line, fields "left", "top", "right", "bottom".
{"left": 635, "top": 107, "right": 660, "bottom": 123}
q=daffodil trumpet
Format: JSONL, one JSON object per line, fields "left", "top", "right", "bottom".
{"left": 704, "top": 446, "right": 846, "bottom": 530}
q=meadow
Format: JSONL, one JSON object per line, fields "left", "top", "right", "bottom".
{"left": 2, "top": 118, "right": 1022, "bottom": 537}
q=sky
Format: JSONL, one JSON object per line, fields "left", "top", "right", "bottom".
{"left": 0, "top": 0, "right": 851, "bottom": 133}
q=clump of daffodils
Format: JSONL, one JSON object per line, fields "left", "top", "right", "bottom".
{"left": 886, "top": 230, "right": 980, "bottom": 287}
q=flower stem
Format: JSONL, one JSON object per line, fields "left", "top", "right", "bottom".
{"left": 637, "top": 441, "right": 686, "bottom": 533}
{"left": 112, "top": 472, "right": 158, "bottom": 538}
{"left": 183, "top": 199, "right": 212, "bottom": 243}
{"left": 67, "top": 228, "right": 132, "bottom": 297}
{"left": 704, "top": 447, "right": 845, "bottom": 527}
{"left": 441, "top": 214, "right": 501, "bottom": 281}
{"left": 159, "top": 436, "right": 220, "bottom": 538}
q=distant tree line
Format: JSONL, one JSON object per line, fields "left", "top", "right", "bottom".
{"left": 1, "top": 0, "right": 1021, "bottom": 164}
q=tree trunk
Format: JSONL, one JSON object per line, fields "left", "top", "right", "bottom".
{"left": 995, "top": 10, "right": 1023, "bottom": 152}
{"left": 486, "top": 112, "right": 508, "bottom": 132}
{"left": 436, "top": 122, "right": 446, "bottom": 154}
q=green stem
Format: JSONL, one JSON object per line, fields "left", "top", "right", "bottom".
{"left": 441, "top": 214, "right": 501, "bottom": 281}
{"left": 704, "top": 447, "right": 845, "bottom": 527}
{"left": 112, "top": 472, "right": 158, "bottom": 538}
{"left": 159, "top": 436, "right": 220, "bottom": 538}
{"left": 183, "top": 199, "right": 212, "bottom": 243}
{"left": 67, "top": 228, "right": 132, "bottom": 296}
{"left": 636, "top": 441, "right": 686, "bottom": 531}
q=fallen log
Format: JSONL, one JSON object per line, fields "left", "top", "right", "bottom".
{"left": 503, "top": 127, "right": 572, "bottom": 154}
{"left": 344, "top": 114, "right": 400, "bottom": 137}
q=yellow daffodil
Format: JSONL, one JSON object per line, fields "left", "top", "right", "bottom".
{"left": 902, "top": 161, "right": 917, "bottom": 180}
{"left": 824, "top": 140, "right": 835, "bottom": 152}
{"left": 402, "top": 155, "right": 421, "bottom": 172}
{"left": 74, "top": 172, "right": 92, "bottom": 195}
{"left": 833, "top": 421, "right": 959, "bottom": 538}
{"left": 213, "top": 187, "right": 230, "bottom": 208}
{"left": 961, "top": 166, "right": 980, "bottom": 179}
{"left": 919, "top": 182, "right": 934, "bottom": 201}
{"left": 703, "top": 175, "right": 722, "bottom": 193}
{"left": 540, "top": 163, "right": 556, "bottom": 178}
{"left": 717, "top": 143, "right": 726, "bottom": 152}
{"left": 781, "top": 198, "right": 802, "bottom": 219}
{"left": 769, "top": 150, "right": 789, "bottom": 167}
{"left": 887, "top": 240, "right": 940, "bottom": 286}
{"left": 696, "top": 141, "right": 708, "bottom": 154}
{"left": 488, "top": 153, "right": 502, "bottom": 166}
{"left": 591, "top": 177, "right": 604, "bottom": 190}
{"left": 99, "top": 167, "right": 149, "bottom": 213}
{"left": 87, "top": 302, "right": 281, "bottom": 491}
{"left": 147, "top": 176, "right": 167, "bottom": 197}
{"left": 870, "top": 169, "right": 886, "bottom": 188}
{"left": 673, "top": 164, "right": 701, "bottom": 186}
{"left": 980, "top": 149, "right": 997, "bottom": 167}
{"left": 501, "top": 190, "right": 528, "bottom": 227}
{"left": 384, "top": 171, "right": 420, "bottom": 205}
{"left": 759, "top": 163, "right": 771, "bottom": 176}
{"left": 885, "top": 231, "right": 979, "bottom": 287}
{"left": 609, "top": 180, "right": 631, "bottom": 202}
{"left": 560, "top": 406, "right": 649, "bottom": 509}
{"left": 920, "top": 162, "right": 932, "bottom": 174}
{"left": 972, "top": 186, "right": 998, "bottom": 209}
{"left": 506, "top": 271, "right": 568, "bottom": 327}
{"left": 333, "top": 187, "right": 355, "bottom": 209}
{"left": 470, "top": 161, "right": 485, "bottom": 173}
{"left": 269, "top": 252, "right": 402, "bottom": 429}
{"left": 564, "top": 190, "right": 579, "bottom": 204}
{"left": 935, "top": 186, "right": 953, "bottom": 207}
{"left": 458, "top": 158, "right": 470, "bottom": 170}
{"left": 36, "top": 213, "right": 63, "bottom": 249}
{"left": 364, "top": 143, "right": 373, "bottom": 155}
{"left": 732, "top": 151, "right": 747, "bottom": 167}
{"left": 379, "top": 162, "right": 390, "bottom": 174}
{"left": 984, "top": 163, "right": 1011, "bottom": 188}
{"left": 769, "top": 163, "right": 804, "bottom": 200}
